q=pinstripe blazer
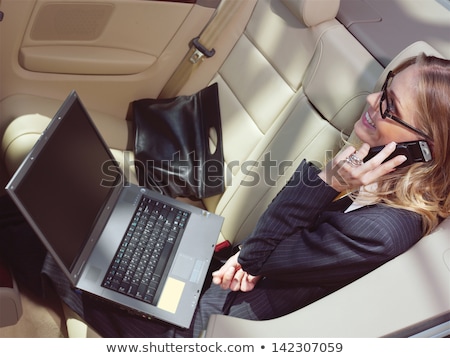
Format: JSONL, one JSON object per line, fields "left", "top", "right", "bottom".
{"left": 239, "top": 160, "right": 423, "bottom": 287}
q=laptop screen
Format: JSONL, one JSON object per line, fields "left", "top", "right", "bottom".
{"left": 11, "top": 93, "right": 121, "bottom": 271}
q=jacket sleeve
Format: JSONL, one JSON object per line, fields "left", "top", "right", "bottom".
{"left": 238, "top": 160, "right": 422, "bottom": 286}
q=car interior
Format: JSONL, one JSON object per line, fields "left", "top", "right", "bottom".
{"left": 0, "top": 0, "right": 449, "bottom": 338}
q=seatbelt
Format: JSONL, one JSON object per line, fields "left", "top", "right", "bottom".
{"left": 158, "top": 0, "right": 243, "bottom": 99}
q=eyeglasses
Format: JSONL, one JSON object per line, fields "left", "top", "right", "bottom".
{"left": 379, "top": 71, "right": 433, "bottom": 142}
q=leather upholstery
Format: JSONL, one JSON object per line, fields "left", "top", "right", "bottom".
{"left": 205, "top": 40, "right": 450, "bottom": 338}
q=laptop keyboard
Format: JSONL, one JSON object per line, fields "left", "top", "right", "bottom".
{"left": 102, "top": 195, "right": 189, "bottom": 304}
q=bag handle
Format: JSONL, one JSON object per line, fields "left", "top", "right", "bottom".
{"left": 158, "top": 0, "right": 244, "bottom": 99}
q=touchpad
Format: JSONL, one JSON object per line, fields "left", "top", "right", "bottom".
{"left": 171, "top": 253, "right": 195, "bottom": 280}
{"left": 171, "top": 254, "right": 206, "bottom": 284}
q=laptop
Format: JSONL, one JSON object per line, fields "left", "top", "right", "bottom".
{"left": 5, "top": 90, "right": 224, "bottom": 328}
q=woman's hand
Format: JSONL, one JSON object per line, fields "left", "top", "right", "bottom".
{"left": 318, "top": 142, "right": 407, "bottom": 193}
{"left": 212, "top": 251, "right": 262, "bottom": 292}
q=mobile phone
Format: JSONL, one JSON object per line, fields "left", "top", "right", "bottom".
{"left": 364, "top": 140, "right": 432, "bottom": 168}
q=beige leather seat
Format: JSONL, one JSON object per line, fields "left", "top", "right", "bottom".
{"left": 205, "top": 41, "right": 450, "bottom": 338}
{"left": 203, "top": 0, "right": 381, "bottom": 247}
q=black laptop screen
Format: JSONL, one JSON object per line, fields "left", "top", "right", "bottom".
{"left": 13, "top": 93, "right": 121, "bottom": 271}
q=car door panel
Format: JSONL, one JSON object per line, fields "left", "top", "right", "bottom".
{"left": 19, "top": 1, "right": 191, "bottom": 75}
{"left": 19, "top": 46, "right": 156, "bottom": 75}
{"left": 0, "top": 0, "right": 216, "bottom": 119}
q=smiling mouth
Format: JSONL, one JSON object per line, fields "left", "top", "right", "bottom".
{"left": 365, "top": 112, "right": 376, "bottom": 128}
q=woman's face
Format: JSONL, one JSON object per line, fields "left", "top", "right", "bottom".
{"left": 354, "top": 64, "right": 423, "bottom": 147}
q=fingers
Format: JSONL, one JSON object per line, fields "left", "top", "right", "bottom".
{"left": 211, "top": 251, "right": 242, "bottom": 289}
{"left": 319, "top": 142, "right": 407, "bottom": 192}
{"left": 358, "top": 142, "right": 407, "bottom": 176}
{"left": 240, "top": 274, "right": 262, "bottom": 292}
{"left": 212, "top": 265, "right": 236, "bottom": 288}
{"left": 318, "top": 145, "right": 359, "bottom": 191}
{"left": 212, "top": 265, "right": 243, "bottom": 291}
{"left": 211, "top": 252, "right": 261, "bottom": 292}
{"left": 354, "top": 143, "right": 370, "bottom": 161}
{"left": 354, "top": 142, "right": 408, "bottom": 183}
{"left": 216, "top": 268, "right": 261, "bottom": 292}
{"left": 211, "top": 251, "right": 239, "bottom": 284}
{"left": 229, "top": 269, "right": 244, "bottom": 291}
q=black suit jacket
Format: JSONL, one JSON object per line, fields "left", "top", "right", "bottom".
{"left": 239, "top": 160, "right": 423, "bottom": 287}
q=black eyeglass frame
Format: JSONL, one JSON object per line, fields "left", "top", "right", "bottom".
{"left": 379, "top": 71, "right": 433, "bottom": 142}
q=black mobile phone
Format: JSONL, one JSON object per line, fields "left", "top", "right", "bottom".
{"left": 364, "top": 140, "right": 432, "bottom": 168}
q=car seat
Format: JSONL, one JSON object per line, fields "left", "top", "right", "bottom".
{"left": 204, "top": 40, "right": 450, "bottom": 338}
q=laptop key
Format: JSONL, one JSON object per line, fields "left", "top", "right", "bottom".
{"left": 152, "top": 241, "right": 173, "bottom": 278}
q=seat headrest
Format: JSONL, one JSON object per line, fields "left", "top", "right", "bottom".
{"left": 281, "top": 0, "right": 340, "bottom": 27}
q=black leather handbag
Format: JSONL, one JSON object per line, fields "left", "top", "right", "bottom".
{"left": 131, "top": 83, "right": 225, "bottom": 199}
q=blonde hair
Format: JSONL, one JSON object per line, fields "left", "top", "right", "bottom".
{"left": 372, "top": 54, "right": 450, "bottom": 235}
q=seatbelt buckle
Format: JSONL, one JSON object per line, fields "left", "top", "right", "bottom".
{"left": 190, "top": 37, "right": 216, "bottom": 64}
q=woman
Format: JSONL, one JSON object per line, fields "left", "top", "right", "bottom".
{"left": 195, "top": 53, "right": 450, "bottom": 336}
{"left": 1, "top": 54, "right": 449, "bottom": 337}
